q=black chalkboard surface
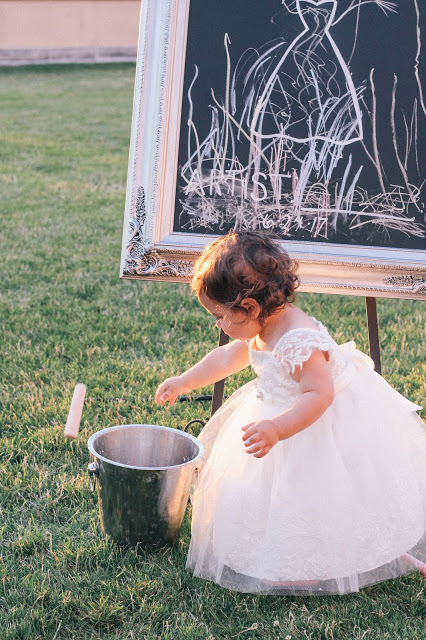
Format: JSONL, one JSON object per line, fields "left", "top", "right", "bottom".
{"left": 174, "top": 0, "right": 425, "bottom": 250}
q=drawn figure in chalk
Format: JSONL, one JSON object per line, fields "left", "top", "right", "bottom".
{"left": 246, "top": 0, "right": 364, "bottom": 147}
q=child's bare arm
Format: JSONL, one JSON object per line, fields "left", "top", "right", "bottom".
{"left": 242, "top": 350, "right": 334, "bottom": 457}
{"left": 155, "top": 340, "right": 250, "bottom": 406}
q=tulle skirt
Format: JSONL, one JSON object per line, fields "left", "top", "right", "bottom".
{"left": 186, "top": 360, "right": 426, "bottom": 595}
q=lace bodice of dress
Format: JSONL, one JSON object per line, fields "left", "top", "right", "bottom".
{"left": 249, "top": 318, "right": 346, "bottom": 403}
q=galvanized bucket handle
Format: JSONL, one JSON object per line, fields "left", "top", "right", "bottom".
{"left": 88, "top": 461, "right": 99, "bottom": 491}
{"left": 184, "top": 419, "right": 206, "bottom": 480}
{"left": 183, "top": 419, "right": 205, "bottom": 433}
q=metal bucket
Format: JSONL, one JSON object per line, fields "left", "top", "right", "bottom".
{"left": 87, "top": 424, "right": 204, "bottom": 550}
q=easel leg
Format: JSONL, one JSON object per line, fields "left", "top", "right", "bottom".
{"left": 210, "top": 329, "right": 230, "bottom": 416}
{"left": 365, "top": 297, "right": 382, "bottom": 375}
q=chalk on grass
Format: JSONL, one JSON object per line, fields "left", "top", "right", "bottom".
{"left": 64, "top": 383, "right": 86, "bottom": 440}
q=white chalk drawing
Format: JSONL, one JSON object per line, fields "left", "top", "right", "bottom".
{"left": 177, "top": 0, "right": 425, "bottom": 242}
{"left": 248, "top": 0, "right": 363, "bottom": 144}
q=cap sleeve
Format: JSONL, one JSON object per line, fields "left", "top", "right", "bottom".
{"left": 273, "top": 329, "right": 333, "bottom": 374}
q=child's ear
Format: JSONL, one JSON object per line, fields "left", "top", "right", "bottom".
{"left": 240, "top": 298, "right": 261, "bottom": 319}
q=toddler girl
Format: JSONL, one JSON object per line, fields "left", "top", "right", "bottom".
{"left": 155, "top": 231, "right": 426, "bottom": 595}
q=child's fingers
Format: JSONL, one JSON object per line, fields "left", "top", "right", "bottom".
{"left": 241, "top": 422, "right": 256, "bottom": 439}
{"left": 253, "top": 445, "right": 271, "bottom": 459}
{"left": 244, "top": 430, "right": 264, "bottom": 453}
{"left": 159, "top": 387, "right": 180, "bottom": 406}
{"left": 245, "top": 440, "right": 264, "bottom": 455}
{"left": 156, "top": 385, "right": 170, "bottom": 405}
{"left": 156, "top": 390, "right": 166, "bottom": 404}
{"left": 249, "top": 444, "right": 270, "bottom": 456}
{"left": 246, "top": 440, "right": 271, "bottom": 457}
{"left": 161, "top": 391, "right": 173, "bottom": 405}
{"left": 155, "top": 382, "right": 168, "bottom": 403}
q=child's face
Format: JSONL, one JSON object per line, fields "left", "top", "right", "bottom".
{"left": 199, "top": 293, "right": 262, "bottom": 340}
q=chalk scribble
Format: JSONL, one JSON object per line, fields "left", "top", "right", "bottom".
{"left": 178, "top": 0, "right": 424, "bottom": 242}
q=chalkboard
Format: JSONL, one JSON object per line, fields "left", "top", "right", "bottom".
{"left": 175, "top": 0, "right": 425, "bottom": 248}
{"left": 121, "top": 0, "right": 426, "bottom": 299}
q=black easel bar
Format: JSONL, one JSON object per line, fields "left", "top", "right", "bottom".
{"left": 210, "top": 329, "right": 230, "bottom": 416}
{"left": 365, "top": 297, "right": 382, "bottom": 375}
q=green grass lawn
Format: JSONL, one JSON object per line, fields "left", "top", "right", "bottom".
{"left": 0, "top": 64, "right": 425, "bottom": 640}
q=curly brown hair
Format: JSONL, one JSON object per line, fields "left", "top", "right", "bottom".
{"left": 191, "top": 231, "right": 299, "bottom": 321}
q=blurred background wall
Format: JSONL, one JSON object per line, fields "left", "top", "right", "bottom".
{"left": 0, "top": 0, "right": 140, "bottom": 64}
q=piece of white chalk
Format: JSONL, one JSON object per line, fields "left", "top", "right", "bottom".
{"left": 64, "top": 383, "right": 86, "bottom": 440}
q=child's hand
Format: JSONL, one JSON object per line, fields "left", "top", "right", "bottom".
{"left": 241, "top": 420, "right": 279, "bottom": 458}
{"left": 155, "top": 377, "right": 185, "bottom": 406}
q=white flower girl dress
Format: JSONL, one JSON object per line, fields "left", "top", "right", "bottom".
{"left": 186, "top": 319, "right": 426, "bottom": 594}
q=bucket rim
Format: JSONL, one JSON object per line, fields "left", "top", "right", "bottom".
{"left": 87, "top": 423, "right": 205, "bottom": 471}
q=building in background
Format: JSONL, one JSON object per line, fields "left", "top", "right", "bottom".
{"left": 0, "top": 0, "right": 140, "bottom": 64}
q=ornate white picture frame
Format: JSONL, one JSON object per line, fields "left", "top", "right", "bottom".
{"left": 121, "top": 0, "right": 426, "bottom": 300}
